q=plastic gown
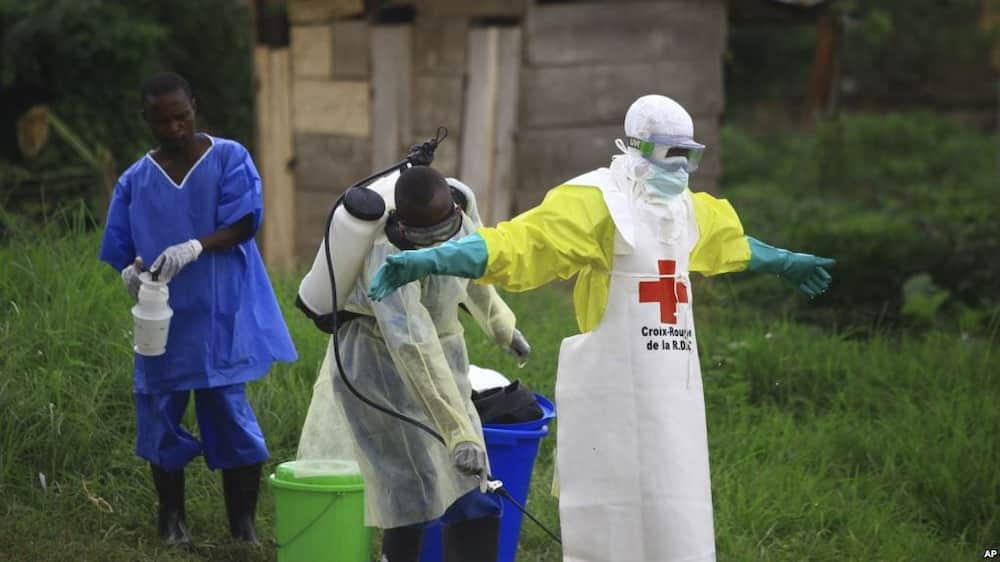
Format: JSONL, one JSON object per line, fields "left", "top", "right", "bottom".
{"left": 473, "top": 156, "right": 750, "bottom": 560}
{"left": 298, "top": 213, "right": 518, "bottom": 529}
{"left": 475, "top": 163, "right": 752, "bottom": 485}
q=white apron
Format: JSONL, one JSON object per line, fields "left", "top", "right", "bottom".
{"left": 555, "top": 170, "right": 716, "bottom": 561}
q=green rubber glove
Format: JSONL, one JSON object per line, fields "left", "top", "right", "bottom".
{"left": 369, "top": 233, "right": 488, "bottom": 301}
{"left": 746, "top": 236, "right": 836, "bottom": 298}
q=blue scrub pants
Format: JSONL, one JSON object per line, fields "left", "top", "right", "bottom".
{"left": 134, "top": 383, "right": 269, "bottom": 471}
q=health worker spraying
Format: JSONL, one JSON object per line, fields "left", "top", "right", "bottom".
{"left": 295, "top": 134, "right": 538, "bottom": 561}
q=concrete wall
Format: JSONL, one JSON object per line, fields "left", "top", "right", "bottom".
{"left": 516, "top": 0, "right": 727, "bottom": 210}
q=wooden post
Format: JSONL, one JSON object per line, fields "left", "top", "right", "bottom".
{"left": 805, "top": 12, "right": 838, "bottom": 117}
{"left": 490, "top": 26, "right": 521, "bottom": 225}
{"left": 253, "top": 45, "right": 273, "bottom": 247}
{"left": 371, "top": 25, "right": 413, "bottom": 170}
{"left": 269, "top": 48, "right": 297, "bottom": 272}
{"left": 460, "top": 27, "right": 499, "bottom": 222}
{"left": 256, "top": 45, "right": 297, "bottom": 272}
{"left": 459, "top": 25, "right": 521, "bottom": 225}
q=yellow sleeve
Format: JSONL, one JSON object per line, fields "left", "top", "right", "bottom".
{"left": 689, "top": 191, "right": 752, "bottom": 276}
{"left": 477, "top": 185, "right": 615, "bottom": 292}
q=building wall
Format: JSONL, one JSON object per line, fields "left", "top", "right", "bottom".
{"left": 287, "top": 9, "right": 373, "bottom": 260}
{"left": 515, "top": 0, "right": 726, "bottom": 210}
{"left": 275, "top": 0, "right": 727, "bottom": 264}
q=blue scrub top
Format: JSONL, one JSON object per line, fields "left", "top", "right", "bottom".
{"left": 99, "top": 135, "right": 297, "bottom": 393}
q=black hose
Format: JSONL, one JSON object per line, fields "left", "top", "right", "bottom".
{"left": 492, "top": 484, "right": 562, "bottom": 545}
{"left": 323, "top": 127, "right": 449, "bottom": 445}
{"left": 323, "top": 194, "right": 446, "bottom": 446}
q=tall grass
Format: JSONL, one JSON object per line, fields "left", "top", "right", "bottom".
{"left": 699, "top": 306, "right": 998, "bottom": 561}
{"left": 1, "top": 216, "right": 996, "bottom": 561}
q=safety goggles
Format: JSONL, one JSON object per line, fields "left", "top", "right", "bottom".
{"left": 396, "top": 204, "right": 464, "bottom": 248}
{"left": 626, "top": 134, "right": 705, "bottom": 172}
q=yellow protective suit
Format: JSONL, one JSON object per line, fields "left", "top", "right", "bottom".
{"left": 477, "top": 184, "right": 751, "bottom": 332}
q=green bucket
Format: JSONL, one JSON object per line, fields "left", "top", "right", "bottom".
{"left": 269, "top": 460, "right": 371, "bottom": 562}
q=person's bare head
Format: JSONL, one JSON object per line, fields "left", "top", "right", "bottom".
{"left": 394, "top": 166, "right": 454, "bottom": 227}
{"left": 140, "top": 72, "right": 197, "bottom": 153}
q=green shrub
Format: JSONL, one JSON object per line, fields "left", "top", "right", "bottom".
{"left": 721, "top": 112, "right": 999, "bottom": 329}
{"left": 1, "top": 0, "right": 253, "bottom": 169}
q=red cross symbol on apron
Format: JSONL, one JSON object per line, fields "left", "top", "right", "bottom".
{"left": 638, "top": 259, "right": 689, "bottom": 324}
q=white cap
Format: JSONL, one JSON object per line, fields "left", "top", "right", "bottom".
{"left": 624, "top": 95, "right": 695, "bottom": 141}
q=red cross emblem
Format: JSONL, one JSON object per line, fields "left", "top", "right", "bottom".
{"left": 638, "top": 260, "right": 688, "bottom": 324}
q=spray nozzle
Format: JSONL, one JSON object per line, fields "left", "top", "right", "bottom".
{"left": 131, "top": 257, "right": 159, "bottom": 282}
{"left": 485, "top": 477, "right": 504, "bottom": 494}
{"left": 142, "top": 262, "right": 161, "bottom": 283}
{"left": 406, "top": 127, "right": 448, "bottom": 166}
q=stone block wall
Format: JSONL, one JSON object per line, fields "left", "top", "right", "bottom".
{"left": 515, "top": 0, "right": 727, "bottom": 210}
{"left": 268, "top": 0, "right": 727, "bottom": 264}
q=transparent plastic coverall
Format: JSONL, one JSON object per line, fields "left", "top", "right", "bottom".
{"left": 297, "top": 212, "right": 519, "bottom": 529}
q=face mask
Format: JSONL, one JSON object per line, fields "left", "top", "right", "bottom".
{"left": 644, "top": 158, "right": 689, "bottom": 197}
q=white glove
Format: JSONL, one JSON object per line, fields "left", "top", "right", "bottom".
{"left": 121, "top": 258, "right": 143, "bottom": 301}
{"left": 453, "top": 441, "right": 488, "bottom": 492}
{"left": 150, "top": 240, "right": 203, "bottom": 281}
{"left": 507, "top": 329, "right": 531, "bottom": 367}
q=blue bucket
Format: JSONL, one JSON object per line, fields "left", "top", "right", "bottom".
{"left": 419, "top": 394, "right": 555, "bottom": 562}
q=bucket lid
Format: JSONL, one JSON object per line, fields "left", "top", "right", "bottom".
{"left": 274, "top": 460, "right": 364, "bottom": 488}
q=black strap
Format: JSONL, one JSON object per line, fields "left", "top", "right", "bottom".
{"left": 384, "top": 213, "right": 418, "bottom": 251}
{"left": 295, "top": 295, "right": 365, "bottom": 334}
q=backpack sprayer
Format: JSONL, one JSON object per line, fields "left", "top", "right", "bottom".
{"left": 295, "top": 128, "right": 561, "bottom": 546}
{"left": 297, "top": 127, "right": 451, "bottom": 444}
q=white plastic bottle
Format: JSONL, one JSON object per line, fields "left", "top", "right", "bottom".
{"left": 132, "top": 273, "right": 173, "bottom": 356}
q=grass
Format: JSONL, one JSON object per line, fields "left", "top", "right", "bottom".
{"left": 1, "top": 216, "right": 997, "bottom": 561}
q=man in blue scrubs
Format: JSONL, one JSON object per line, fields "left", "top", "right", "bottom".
{"left": 99, "top": 72, "right": 297, "bottom": 546}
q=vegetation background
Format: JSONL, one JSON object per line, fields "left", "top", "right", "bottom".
{"left": 1, "top": 0, "right": 998, "bottom": 560}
